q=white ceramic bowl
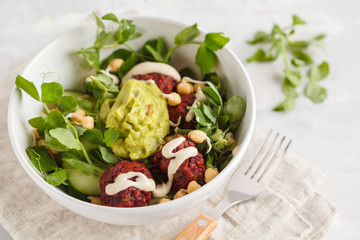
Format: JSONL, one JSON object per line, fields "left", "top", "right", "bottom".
{"left": 8, "top": 16, "right": 255, "bottom": 225}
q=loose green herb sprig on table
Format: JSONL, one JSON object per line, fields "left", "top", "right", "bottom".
{"left": 76, "top": 13, "right": 230, "bottom": 75}
{"left": 247, "top": 15, "right": 330, "bottom": 111}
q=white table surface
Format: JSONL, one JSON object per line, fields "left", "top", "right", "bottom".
{"left": 1, "top": 0, "right": 359, "bottom": 239}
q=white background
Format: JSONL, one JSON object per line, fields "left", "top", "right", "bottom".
{"left": 1, "top": 0, "right": 359, "bottom": 239}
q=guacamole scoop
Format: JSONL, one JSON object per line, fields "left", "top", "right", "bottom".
{"left": 102, "top": 79, "right": 169, "bottom": 160}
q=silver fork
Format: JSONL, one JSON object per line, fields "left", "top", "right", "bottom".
{"left": 175, "top": 130, "right": 292, "bottom": 240}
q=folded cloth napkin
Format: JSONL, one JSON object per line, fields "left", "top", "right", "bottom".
{"left": 0, "top": 66, "right": 337, "bottom": 240}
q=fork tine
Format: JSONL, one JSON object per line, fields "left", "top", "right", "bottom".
{"left": 237, "top": 130, "right": 274, "bottom": 175}
{"left": 257, "top": 138, "right": 292, "bottom": 182}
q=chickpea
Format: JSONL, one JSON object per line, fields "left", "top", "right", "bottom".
{"left": 49, "top": 106, "right": 60, "bottom": 112}
{"left": 188, "top": 130, "right": 207, "bottom": 143}
{"left": 107, "top": 58, "right": 124, "bottom": 73}
{"left": 32, "top": 129, "right": 41, "bottom": 139}
{"left": 85, "top": 73, "right": 96, "bottom": 82}
{"left": 187, "top": 180, "right": 201, "bottom": 193}
{"left": 87, "top": 196, "right": 102, "bottom": 205}
{"left": 37, "top": 139, "right": 59, "bottom": 155}
{"left": 205, "top": 168, "right": 219, "bottom": 183}
{"left": 167, "top": 92, "right": 181, "bottom": 106}
{"left": 194, "top": 83, "right": 206, "bottom": 92}
{"left": 226, "top": 136, "right": 236, "bottom": 150}
{"left": 164, "top": 135, "right": 177, "bottom": 143}
{"left": 173, "top": 189, "right": 187, "bottom": 199}
{"left": 177, "top": 80, "right": 194, "bottom": 95}
{"left": 158, "top": 198, "right": 171, "bottom": 204}
{"left": 37, "top": 138, "right": 44, "bottom": 147}
{"left": 232, "top": 145, "right": 241, "bottom": 156}
{"left": 71, "top": 109, "right": 86, "bottom": 124}
{"left": 81, "top": 116, "right": 94, "bottom": 129}
{"left": 48, "top": 148, "right": 59, "bottom": 155}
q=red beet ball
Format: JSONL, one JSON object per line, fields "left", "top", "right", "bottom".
{"left": 152, "top": 137, "right": 205, "bottom": 191}
{"left": 132, "top": 72, "right": 178, "bottom": 94}
{"left": 100, "top": 160, "right": 153, "bottom": 207}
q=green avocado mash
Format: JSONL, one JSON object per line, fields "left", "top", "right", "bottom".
{"left": 101, "top": 79, "right": 169, "bottom": 160}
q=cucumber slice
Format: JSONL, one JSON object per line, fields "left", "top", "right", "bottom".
{"left": 63, "top": 90, "right": 87, "bottom": 98}
{"left": 63, "top": 161, "right": 101, "bottom": 195}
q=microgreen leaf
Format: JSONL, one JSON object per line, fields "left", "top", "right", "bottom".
{"left": 291, "top": 58, "right": 306, "bottom": 67}
{"left": 45, "top": 168, "right": 67, "bottom": 186}
{"left": 63, "top": 158, "right": 104, "bottom": 173}
{"left": 15, "top": 75, "right": 40, "bottom": 101}
{"left": 204, "top": 33, "right": 230, "bottom": 51}
{"left": 284, "top": 69, "right": 301, "bottom": 87}
{"left": 45, "top": 110, "right": 66, "bottom": 130}
{"left": 309, "top": 62, "right": 329, "bottom": 82}
{"left": 26, "top": 146, "right": 57, "bottom": 172}
{"left": 195, "top": 45, "right": 217, "bottom": 74}
{"left": 247, "top": 48, "right": 277, "bottom": 62}
{"left": 247, "top": 31, "right": 270, "bottom": 45}
{"left": 201, "top": 82, "right": 223, "bottom": 107}
{"left": 283, "top": 79, "right": 299, "bottom": 98}
{"left": 82, "top": 49, "right": 100, "bottom": 71}
{"left": 93, "top": 13, "right": 105, "bottom": 30}
{"left": 201, "top": 103, "right": 217, "bottom": 124}
{"left": 292, "top": 50, "right": 313, "bottom": 65}
{"left": 102, "top": 13, "right": 119, "bottom": 22}
{"left": 156, "top": 37, "right": 167, "bottom": 59}
{"left": 49, "top": 128, "right": 81, "bottom": 150}
{"left": 305, "top": 82, "right": 327, "bottom": 103}
{"left": 174, "top": 23, "right": 200, "bottom": 44}
{"left": 224, "top": 95, "right": 246, "bottom": 126}
{"left": 289, "top": 40, "right": 309, "bottom": 49}
{"left": 292, "top": 15, "right": 306, "bottom": 25}
{"left": 119, "top": 52, "right": 139, "bottom": 78}
{"left": 41, "top": 82, "right": 63, "bottom": 105}
{"left": 96, "top": 31, "right": 113, "bottom": 48}
{"left": 145, "top": 45, "right": 164, "bottom": 62}
{"left": 29, "top": 117, "right": 46, "bottom": 131}
{"left": 78, "top": 99, "right": 94, "bottom": 112}
{"left": 98, "top": 146, "right": 118, "bottom": 163}
{"left": 104, "top": 128, "right": 119, "bottom": 147}
{"left": 273, "top": 97, "right": 296, "bottom": 111}
{"left": 60, "top": 95, "right": 77, "bottom": 111}
{"left": 83, "top": 129, "right": 104, "bottom": 145}
{"left": 188, "top": 106, "right": 208, "bottom": 126}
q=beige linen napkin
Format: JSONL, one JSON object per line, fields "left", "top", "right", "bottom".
{"left": 0, "top": 66, "right": 337, "bottom": 240}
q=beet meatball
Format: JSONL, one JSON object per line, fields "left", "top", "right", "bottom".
{"left": 100, "top": 160, "right": 153, "bottom": 207}
{"left": 132, "top": 72, "right": 178, "bottom": 94}
{"left": 152, "top": 137, "right": 205, "bottom": 191}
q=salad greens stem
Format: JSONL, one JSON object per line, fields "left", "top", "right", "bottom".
{"left": 68, "top": 123, "right": 93, "bottom": 165}
{"left": 164, "top": 41, "right": 203, "bottom": 62}
{"left": 279, "top": 39, "right": 289, "bottom": 70}
{"left": 43, "top": 103, "right": 50, "bottom": 114}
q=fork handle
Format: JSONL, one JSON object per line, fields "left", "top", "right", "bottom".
{"left": 174, "top": 213, "right": 217, "bottom": 240}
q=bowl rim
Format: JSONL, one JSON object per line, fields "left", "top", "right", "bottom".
{"left": 7, "top": 15, "right": 256, "bottom": 214}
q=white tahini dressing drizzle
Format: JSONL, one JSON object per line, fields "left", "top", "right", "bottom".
{"left": 152, "top": 137, "right": 198, "bottom": 198}
{"left": 185, "top": 88, "right": 207, "bottom": 122}
{"left": 121, "top": 62, "right": 181, "bottom": 85}
{"left": 105, "top": 172, "right": 156, "bottom": 196}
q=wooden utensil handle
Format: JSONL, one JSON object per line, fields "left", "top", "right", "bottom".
{"left": 174, "top": 213, "right": 217, "bottom": 240}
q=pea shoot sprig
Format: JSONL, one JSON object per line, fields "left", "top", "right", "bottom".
{"left": 247, "top": 15, "right": 330, "bottom": 111}
{"left": 76, "top": 13, "right": 230, "bottom": 75}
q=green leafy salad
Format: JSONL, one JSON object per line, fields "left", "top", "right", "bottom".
{"left": 15, "top": 13, "right": 246, "bottom": 206}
